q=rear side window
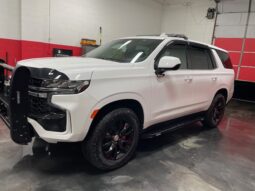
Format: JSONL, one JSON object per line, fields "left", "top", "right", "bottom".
{"left": 216, "top": 50, "right": 233, "bottom": 69}
{"left": 188, "top": 45, "right": 215, "bottom": 70}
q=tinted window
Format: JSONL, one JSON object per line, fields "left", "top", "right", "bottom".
{"left": 85, "top": 39, "right": 162, "bottom": 63}
{"left": 216, "top": 50, "right": 233, "bottom": 69}
{"left": 158, "top": 44, "right": 187, "bottom": 69}
{"left": 188, "top": 45, "right": 214, "bottom": 70}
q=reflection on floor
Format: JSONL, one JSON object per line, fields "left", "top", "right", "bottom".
{"left": 0, "top": 100, "right": 255, "bottom": 191}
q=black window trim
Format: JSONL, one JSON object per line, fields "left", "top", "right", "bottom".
{"left": 154, "top": 40, "right": 218, "bottom": 71}
{"left": 154, "top": 40, "right": 188, "bottom": 70}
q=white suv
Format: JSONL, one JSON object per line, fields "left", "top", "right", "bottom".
{"left": 0, "top": 34, "right": 234, "bottom": 170}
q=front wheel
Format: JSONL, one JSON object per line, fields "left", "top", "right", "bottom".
{"left": 32, "top": 137, "right": 50, "bottom": 157}
{"left": 203, "top": 94, "right": 226, "bottom": 128}
{"left": 82, "top": 108, "right": 140, "bottom": 170}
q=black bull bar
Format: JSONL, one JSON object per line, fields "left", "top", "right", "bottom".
{"left": 0, "top": 64, "right": 33, "bottom": 145}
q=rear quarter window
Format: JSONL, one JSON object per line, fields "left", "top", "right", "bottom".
{"left": 216, "top": 50, "right": 233, "bottom": 69}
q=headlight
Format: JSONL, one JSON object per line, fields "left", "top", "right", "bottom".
{"left": 40, "top": 80, "right": 90, "bottom": 94}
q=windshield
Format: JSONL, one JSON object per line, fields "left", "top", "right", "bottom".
{"left": 85, "top": 39, "right": 162, "bottom": 63}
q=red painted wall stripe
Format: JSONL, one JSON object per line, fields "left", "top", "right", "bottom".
{"left": 0, "top": 38, "right": 21, "bottom": 66}
{"left": 21, "top": 40, "right": 82, "bottom": 60}
{"left": 0, "top": 38, "right": 82, "bottom": 66}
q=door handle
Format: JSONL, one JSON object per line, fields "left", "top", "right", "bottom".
{"left": 184, "top": 78, "right": 193, "bottom": 83}
{"left": 212, "top": 77, "right": 217, "bottom": 81}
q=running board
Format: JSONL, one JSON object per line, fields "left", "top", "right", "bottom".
{"left": 142, "top": 113, "right": 204, "bottom": 139}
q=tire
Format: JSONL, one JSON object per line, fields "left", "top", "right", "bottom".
{"left": 32, "top": 137, "right": 49, "bottom": 156}
{"left": 203, "top": 94, "right": 226, "bottom": 128}
{"left": 82, "top": 108, "right": 140, "bottom": 170}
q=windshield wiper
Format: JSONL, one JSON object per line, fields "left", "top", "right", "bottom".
{"left": 97, "top": 57, "right": 122, "bottom": 63}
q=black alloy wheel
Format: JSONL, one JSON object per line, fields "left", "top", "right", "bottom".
{"left": 102, "top": 120, "right": 135, "bottom": 161}
{"left": 82, "top": 108, "right": 140, "bottom": 170}
{"left": 203, "top": 94, "right": 226, "bottom": 128}
{"left": 212, "top": 98, "right": 225, "bottom": 124}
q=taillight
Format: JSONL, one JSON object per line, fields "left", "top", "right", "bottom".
{"left": 224, "top": 57, "right": 233, "bottom": 69}
{"left": 216, "top": 50, "right": 233, "bottom": 69}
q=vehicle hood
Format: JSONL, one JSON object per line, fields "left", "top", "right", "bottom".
{"left": 17, "top": 57, "right": 133, "bottom": 80}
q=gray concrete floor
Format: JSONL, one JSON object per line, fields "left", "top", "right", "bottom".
{"left": 0, "top": 100, "right": 255, "bottom": 191}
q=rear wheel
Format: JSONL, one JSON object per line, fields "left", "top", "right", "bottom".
{"left": 203, "top": 94, "right": 226, "bottom": 128}
{"left": 82, "top": 108, "right": 140, "bottom": 170}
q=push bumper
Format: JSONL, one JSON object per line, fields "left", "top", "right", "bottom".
{"left": 0, "top": 64, "right": 97, "bottom": 144}
{"left": 0, "top": 64, "right": 33, "bottom": 144}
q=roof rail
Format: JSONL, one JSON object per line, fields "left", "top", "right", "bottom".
{"left": 136, "top": 34, "right": 161, "bottom": 36}
{"left": 160, "top": 33, "right": 188, "bottom": 40}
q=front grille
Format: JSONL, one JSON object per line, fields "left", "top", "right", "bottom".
{"left": 29, "top": 96, "right": 51, "bottom": 116}
{"left": 29, "top": 95, "right": 66, "bottom": 119}
{"left": 28, "top": 78, "right": 57, "bottom": 117}
{"left": 29, "top": 78, "right": 43, "bottom": 87}
{"left": 28, "top": 78, "right": 66, "bottom": 132}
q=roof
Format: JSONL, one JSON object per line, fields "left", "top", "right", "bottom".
{"left": 120, "top": 33, "right": 228, "bottom": 53}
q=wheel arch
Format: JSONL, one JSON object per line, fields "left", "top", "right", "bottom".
{"left": 214, "top": 88, "right": 228, "bottom": 102}
{"left": 85, "top": 98, "right": 145, "bottom": 140}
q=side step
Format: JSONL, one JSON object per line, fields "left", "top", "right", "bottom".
{"left": 142, "top": 113, "right": 204, "bottom": 139}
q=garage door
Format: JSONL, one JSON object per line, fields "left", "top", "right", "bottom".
{"left": 214, "top": 0, "right": 255, "bottom": 83}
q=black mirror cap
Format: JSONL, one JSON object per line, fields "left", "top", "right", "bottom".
{"left": 155, "top": 63, "right": 181, "bottom": 76}
{"left": 156, "top": 63, "right": 181, "bottom": 73}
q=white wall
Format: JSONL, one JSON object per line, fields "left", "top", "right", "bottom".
{"left": 51, "top": 0, "right": 163, "bottom": 46}
{"left": 0, "top": 0, "right": 21, "bottom": 39}
{"left": 21, "top": 0, "right": 50, "bottom": 42}
{"left": 161, "top": 0, "right": 216, "bottom": 44}
{"left": 5, "top": 0, "right": 246, "bottom": 47}
{"left": 1, "top": 0, "right": 221, "bottom": 46}
{"left": 21, "top": 0, "right": 163, "bottom": 46}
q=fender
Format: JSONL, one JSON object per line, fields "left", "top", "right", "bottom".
{"left": 89, "top": 92, "right": 150, "bottom": 127}
{"left": 215, "top": 83, "right": 233, "bottom": 103}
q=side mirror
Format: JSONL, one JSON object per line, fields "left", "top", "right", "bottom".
{"left": 157, "top": 56, "right": 181, "bottom": 72}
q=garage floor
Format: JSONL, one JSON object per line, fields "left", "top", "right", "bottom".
{"left": 0, "top": 100, "right": 255, "bottom": 191}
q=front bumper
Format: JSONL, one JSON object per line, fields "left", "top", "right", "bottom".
{"left": 0, "top": 64, "right": 96, "bottom": 144}
{"left": 27, "top": 92, "right": 96, "bottom": 143}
